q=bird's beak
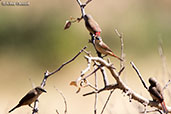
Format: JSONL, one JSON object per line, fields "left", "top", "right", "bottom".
{"left": 41, "top": 88, "right": 47, "bottom": 93}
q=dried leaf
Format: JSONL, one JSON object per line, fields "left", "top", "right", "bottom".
{"left": 70, "top": 81, "right": 78, "bottom": 87}
{"left": 64, "top": 20, "right": 72, "bottom": 30}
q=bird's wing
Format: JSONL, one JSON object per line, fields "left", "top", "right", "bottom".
{"left": 149, "top": 86, "right": 163, "bottom": 102}
{"left": 100, "top": 41, "right": 113, "bottom": 52}
{"left": 19, "top": 90, "right": 36, "bottom": 105}
{"left": 88, "top": 18, "right": 102, "bottom": 33}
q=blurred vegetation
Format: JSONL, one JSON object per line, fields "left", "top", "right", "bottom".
{"left": 0, "top": 0, "right": 171, "bottom": 69}
{"left": 1, "top": 0, "right": 171, "bottom": 114}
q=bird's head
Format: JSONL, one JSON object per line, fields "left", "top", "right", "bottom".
{"left": 84, "top": 14, "right": 92, "bottom": 20}
{"left": 95, "top": 36, "right": 102, "bottom": 42}
{"left": 149, "top": 77, "right": 157, "bottom": 86}
{"left": 35, "top": 86, "right": 47, "bottom": 94}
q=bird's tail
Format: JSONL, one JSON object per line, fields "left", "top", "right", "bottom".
{"left": 161, "top": 101, "right": 168, "bottom": 114}
{"left": 9, "top": 104, "right": 20, "bottom": 113}
{"left": 111, "top": 53, "right": 123, "bottom": 61}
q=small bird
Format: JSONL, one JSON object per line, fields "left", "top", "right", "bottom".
{"left": 94, "top": 36, "right": 123, "bottom": 61}
{"left": 83, "top": 14, "right": 102, "bottom": 37}
{"left": 148, "top": 77, "right": 168, "bottom": 114}
{"left": 9, "top": 86, "right": 47, "bottom": 113}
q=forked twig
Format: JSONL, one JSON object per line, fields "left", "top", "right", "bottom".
{"left": 32, "top": 46, "right": 87, "bottom": 114}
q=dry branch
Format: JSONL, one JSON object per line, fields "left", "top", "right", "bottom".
{"left": 76, "top": 0, "right": 92, "bottom": 17}
{"left": 80, "top": 56, "right": 171, "bottom": 113}
{"left": 55, "top": 88, "right": 68, "bottom": 114}
{"left": 100, "top": 89, "right": 115, "bottom": 114}
{"left": 115, "top": 29, "right": 125, "bottom": 69}
{"left": 130, "top": 62, "right": 148, "bottom": 90}
{"left": 32, "top": 46, "right": 87, "bottom": 114}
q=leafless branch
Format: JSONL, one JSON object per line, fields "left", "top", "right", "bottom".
{"left": 115, "top": 29, "right": 125, "bottom": 69}
{"left": 76, "top": 0, "right": 92, "bottom": 17}
{"left": 83, "top": 84, "right": 119, "bottom": 96}
{"left": 94, "top": 66, "right": 98, "bottom": 114}
{"left": 118, "top": 66, "right": 125, "bottom": 76}
{"left": 163, "top": 80, "right": 171, "bottom": 91}
{"left": 100, "top": 89, "right": 115, "bottom": 114}
{"left": 56, "top": 109, "right": 60, "bottom": 114}
{"left": 29, "top": 78, "right": 35, "bottom": 88}
{"left": 55, "top": 88, "right": 67, "bottom": 114}
{"left": 82, "top": 65, "right": 102, "bottom": 80}
{"left": 141, "top": 109, "right": 163, "bottom": 114}
{"left": 32, "top": 46, "right": 87, "bottom": 114}
{"left": 130, "top": 62, "right": 148, "bottom": 90}
{"left": 79, "top": 56, "right": 171, "bottom": 112}
{"left": 97, "top": 29, "right": 125, "bottom": 114}
{"left": 158, "top": 38, "right": 167, "bottom": 78}
{"left": 100, "top": 67, "right": 109, "bottom": 87}
{"left": 47, "top": 46, "right": 87, "bottom": 79}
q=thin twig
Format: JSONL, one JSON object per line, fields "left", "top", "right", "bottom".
{"left": 83, "top": 84, "right": 119, "bottom": 96}
{"left": 55, "top": 88, "right": 67, "bottom": 114}
{"left": 32, "top": 46, "right": 87, "bottom": 114}
{"left": 158, "top": 38, "right": 167, "bottom": 78}
{"left": 141, "top": 109, "right": 163, "bottom": 114}
{"left": 115, "top": 29, "right": 125, "bottom": 69}
{"left": 99, "top": 29, "right": 125, "bottom": 114}
{"left": 118, "top": 66, "right": 125, "bottom": 76}
{"left": 47, "top": 46, "right": 87, "bottom": 78}
{"left": 100, "top": 89, "right": 115, "bottom": 114}
{"left": 130, "top": 62, "right": 148, "bottom": 90}
{"left": 29, "top": 78, "right": 35, "bottom": 88}
{"left": 83, "top": 65, "right": 102, "bottom": 80}
{"left": 162, "top": 80, "right": 171, "bottom": 91}
{"left": 94, "top": 66, "right": 98, "bottom": 114}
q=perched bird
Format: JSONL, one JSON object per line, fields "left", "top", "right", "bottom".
{"left": 94, "top": 36, "right": 123, "bottom": 61}
{"left": 148, "top": 77, "right": 168, "bottom": 113}
{"left": 83, "top": 14, "right": 102, "bottom": 37}
{"left": 9, "top": 86, "right": 47, "bottom": 113}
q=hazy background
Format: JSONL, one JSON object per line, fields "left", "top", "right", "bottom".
{"left": 1, "top": 0, "right": 171, "bottom": 114}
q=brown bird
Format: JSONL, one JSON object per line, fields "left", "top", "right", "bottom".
{"left": 94, "top": 36, "right": 123, "bottom": 61}
{"left": 83, "top": 14, "right": 102, "bottom": 36}
{"left": 148, "top": 77, "right": 168, "bottom": 113}
{"left": 9, "top": 86, "right": 46, "bottom": 113}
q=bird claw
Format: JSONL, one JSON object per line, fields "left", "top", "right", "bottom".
{"left": 33, "top": 108, "right": 38, "bottom": 112}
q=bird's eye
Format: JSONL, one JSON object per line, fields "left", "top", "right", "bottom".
{"left": 96, "top": 37, "right": 100, "bottom": 40}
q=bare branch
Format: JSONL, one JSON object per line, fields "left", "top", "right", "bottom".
{"left": 94, "top": 66, "right": 98, "bottom": 114}
{"left": 158, "top": 38, "right": 167, "bottom": 78}
{"left": 130, "top": 62, "right": 148, "bottom": 90}
{"left": 29, "top": 78, "right": 35, "bottom": 88}
{"left": 76, "top": 0, "right": 92, "bottom": 17}
{"left": 80, "top": 56, "right": 171, "bottom": 112}
{"left": 115, "top": 29, "right": 125, "bottom": 69}
{"left": 82, "top": 65, "right": 102, "bottom": 80}
{"left": 141, "top": 109, "right": 163, "bottom": 114}
{"left": 32, "top": 46, "right": 87, "bottom": 114}
{"left": 47, "top": 46, "right": 87, "bottom": 78}
{"left": 83, "top": 84, "right": 119, "bottom": 96}
{"left": 55, "top": 88, "right": 67, "bottom": 114}
{"left": 100, "top": 89, "right": 115, "bottom": 114}
{"left": 118, "top": 66, "right": 125, "bottom": 76}
{"left": 100, "top": 67, "right": 109, "bottom": 87}
{"left": 163, "top": 80, "right": 171, "bottom": 91}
